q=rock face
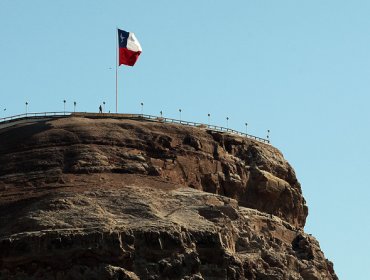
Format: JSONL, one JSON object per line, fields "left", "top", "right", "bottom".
{"left": 0, "top": 116, "right": 337, "bottom": 279}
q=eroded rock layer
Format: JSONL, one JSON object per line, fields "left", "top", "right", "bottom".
{"left": 0, "top": 116, "right": 337, "bottom": 280}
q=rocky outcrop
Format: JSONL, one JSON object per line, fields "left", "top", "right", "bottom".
{"left": 0, "top": 116, "right": 337, "bottom": 279}
{"left": 0, "top": 117, "right": 307, "bottom": 228}
{"left": 0, "top": 186, "right": 336, "bottom": 280}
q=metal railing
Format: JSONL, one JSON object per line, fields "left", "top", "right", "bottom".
{"left": 0, "top": 111, "right": 73, "bottom": 123}
{"left": 128, "top": 114, "right": 269, "bottom": 143}
{"left": 0, "top": 112, "right": 270, "bottom": 144}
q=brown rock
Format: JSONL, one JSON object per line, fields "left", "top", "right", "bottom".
{"left": 0, "top": 117, "right": 307, "bottom": 227}
{"left": 0, "top": 116, "right": 337, "bottom": 279}
{"left": 0, "top": 187, "right": 337, "bottom": 280}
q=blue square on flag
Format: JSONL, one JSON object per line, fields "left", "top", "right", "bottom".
{"left": 118, "top": 29, "right": 129, "bottom": 48}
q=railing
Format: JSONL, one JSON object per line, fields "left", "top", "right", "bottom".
{"left": 0, "top": 112, "right": 270, "bottom": 144}
{"left": 128, "top": 114, "right": 270, "bottom": 143}
{"left": 0, "top": 111, "right": 73, "bottom": 123}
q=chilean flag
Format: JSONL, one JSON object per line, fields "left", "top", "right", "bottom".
{"left": 118, "top": 29, "right": 142, "bottom": 66}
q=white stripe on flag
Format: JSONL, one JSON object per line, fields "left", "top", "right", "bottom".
{"left": 127, "top": 32, "right": 142, "bottom": 52}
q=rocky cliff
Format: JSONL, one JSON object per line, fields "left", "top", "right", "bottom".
{"left": 0, "top": 115, "right": 337, "bottom": 279}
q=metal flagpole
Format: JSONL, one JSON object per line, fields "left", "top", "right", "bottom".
{"left": 116, "top": 27, "right": 118, "bottom": 113}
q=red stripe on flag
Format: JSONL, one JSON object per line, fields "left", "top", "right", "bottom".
{"left": 119, "top": 48, "right": 141, "bottom": 66}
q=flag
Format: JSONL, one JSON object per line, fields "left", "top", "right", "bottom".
{"left": 118, "top": 29, "right": 142, "bottom": 66}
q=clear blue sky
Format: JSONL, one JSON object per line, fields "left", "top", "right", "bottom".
{"left": 1, "top": 1, "right": 369, "bottom": 278}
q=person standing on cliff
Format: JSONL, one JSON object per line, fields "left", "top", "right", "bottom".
{"left": 99, "top": 105, "right": 102, "bottom": 113}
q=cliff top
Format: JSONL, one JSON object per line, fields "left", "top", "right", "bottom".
{"left": 0, "top": 114, "right": 306, "bottom": 228}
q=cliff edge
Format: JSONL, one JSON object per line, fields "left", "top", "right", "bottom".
{"left": 0, "top": 116, "right": 337, "bottom": 280}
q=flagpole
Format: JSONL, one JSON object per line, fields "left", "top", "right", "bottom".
{"left": 115, "top": 27, "right": 118, "bottom": 113}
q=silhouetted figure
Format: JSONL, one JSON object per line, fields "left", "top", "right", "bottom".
{"left": 99, "top": 105, "right": 102, "bottom": 113}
